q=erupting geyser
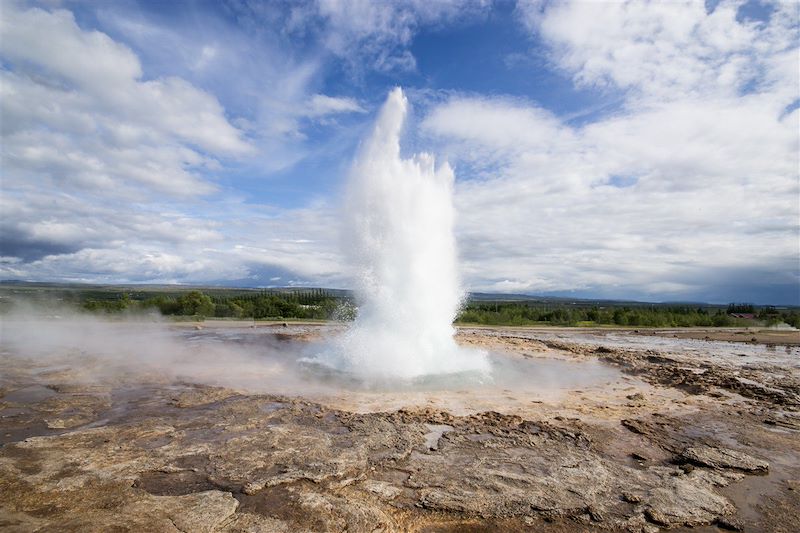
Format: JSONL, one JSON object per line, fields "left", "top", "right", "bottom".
{"left": 328, "top": 88, "right": 490, "bottom": 380}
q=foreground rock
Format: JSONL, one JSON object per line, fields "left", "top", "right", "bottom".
{"left": 681, "top": 445, "right": 769, "bottom": 473}
{"left": 0, "top": 385, "right": 772, "bottom": 532}
{"left": 2, "top": 326, "right": 799, "bottom": 532}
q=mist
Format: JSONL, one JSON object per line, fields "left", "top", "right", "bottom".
{"left": 0, "top": 304, "right": 336, "bottom": 395}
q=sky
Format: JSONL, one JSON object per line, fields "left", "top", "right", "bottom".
{"left": 1, "top": 0, "right": 798, "bottom": 304}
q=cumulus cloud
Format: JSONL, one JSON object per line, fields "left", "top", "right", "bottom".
{"left": 310, "top": 0, "right": 490, "bottom": 73}
{"left": 0, "top": 190, "right": 342, "bottom": 286}
{"left": 518, "top": 0, "right": 797, "bottom": 103}
{"left": 0, "top": 2, "right": 341, "bottom": 285}
{"left": 2, "top": 8, "right": 251, "bottom": 157}
{"left": 218, "top": 0, "right": 488, "bottom": 77}
{"left": 423, "top": 0, "right": 799, "bottom": 302}
{"left": 303, "top": 94, "right": 366, "bottom": 117}
{"left": 2, "top": 0, "right": 797, "bottom": 304}
{"left": 0, "top": 4, "right": 251, "bottom": 197}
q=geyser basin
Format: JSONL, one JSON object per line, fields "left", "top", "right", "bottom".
{"left": 1, "top": 311, "right": 637, "bottom": 419}
{"left": 175, "top": 326, "right": 623, "bottom": 414}
{"left": 4, "top": 321, "right": 797, "bottom": 533}
{"left": 324, "top": 87, "right": 489, "bottom": 380}
{"left": 0, "top": 317, "right": 623, "bottom": 413}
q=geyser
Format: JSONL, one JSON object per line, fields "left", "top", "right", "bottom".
{"left": 329, "top": 88, "right": 489, "bottom": 380}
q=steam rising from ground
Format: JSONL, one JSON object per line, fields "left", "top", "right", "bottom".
{"left": 0, "top": 308, "right": 323, "bottom": 395}
{"left": 3, "top": 310, "right": 784, "bottom": 405}
{"left": 320, "top": 88, "right": 489, "bottom": 380}
{"left": 0, "top": 309, "right": 625, "bottom": 414}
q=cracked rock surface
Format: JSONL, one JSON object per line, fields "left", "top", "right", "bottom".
{"left": 1, "top": 324, "right": 799, "bottom": 532}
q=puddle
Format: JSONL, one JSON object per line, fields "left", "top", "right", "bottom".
{"left": 134, "top": 470, "right": 219, "bottom": 496}
{"left": 466, "top": 433, "right": 493, "bottom": 443}
{"left": 3, "top": 385, "right": 58, "bottom": 404}
{"left": 234, "top": 479, "right": 328, "bottom": 529}
{"left": 1, "top": 420, "right": 60, "bottom": 446}
{"left": 534, "top": 330, "right": 800, "bottom": 368}
{"left": 489, "top": 353, "right": 621, "bottom": 390}
{"left": 179, "top": 328, "right": 623, "bottom": 391}
{"left": 0, "top": 407, "right": 31, "bottom": 418}
{"left": 715, "top": 454, "right": 796, "bottom": 530}
{"left": 293, "top": 348, "right": 623, "bottom": 395}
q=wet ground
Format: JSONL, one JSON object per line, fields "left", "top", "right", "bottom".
{"left": 1, "top": 323, "right": 798, "bottom": 532}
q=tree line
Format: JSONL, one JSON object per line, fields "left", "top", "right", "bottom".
{"left": 78, "top": 290, "right": 800, "bottom": 328}
{"left": 83, "top": 289, "right": 355, "bottom": 321}
{"left": 457, "top": 302, "right": 800, "bottom": 328}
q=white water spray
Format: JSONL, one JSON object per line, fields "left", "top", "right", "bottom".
{"left": 329, "top": 88, "right": 489, "bottom": 380}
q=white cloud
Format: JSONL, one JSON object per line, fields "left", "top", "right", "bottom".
{"left": 0, "top": 185, "right": 344, "bottom": 286}
{"left": 314, "top": 0, "right": 490, "bottom": 72}
{"left": 425, "top": 97, "right": 572, "bottom": 151}
{"left": 1, "top": 5, "right": 251, "bottom": 156}
{"left": 422, "top": 0, "right": 799, "bottom": 301}
{"left": 91, "top": 3, "right": 379, "bottom": 178}
{"left": 2, "top": 0, "right": 797, "bottom": 303}
{"left": 304, "top": 94, "right": 366, "bottom": 117}
{"left": 0, "top": 3, "right": 252, "bottom": 202}
{"left": 0, "top": 3, "right": 342, "bottom": 285}
{"left": 518, "top": 0, "right": 798, "bottom": 103}
{"left": 1, "top": 3, "right": 142, "bottom": 91}
{"left": 15, "top": 246, "right": 247, "bottom": 285}
{"left": 432, "top": 92, "right": 799, "bottom": 297}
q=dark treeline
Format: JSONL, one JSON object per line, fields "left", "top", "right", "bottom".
{"left": 82, "top": 289, "right": 356, "bottom": 321}
{"left": 4, "top": 283, "right": 797, "bottom": 327}
{"left": 457, "top": 302, "right": 800, "bottom": 328}
{"left": 727, "top": 303, "right": 756, "bottom": 314}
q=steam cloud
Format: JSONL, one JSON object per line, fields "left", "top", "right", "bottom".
{"left": 0, "top": 308, "right": 330, "bottom": 395}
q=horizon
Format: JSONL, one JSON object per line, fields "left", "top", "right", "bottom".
{"left": 1, "top": 280, "right": 797, "bottom": 308}
{"left": 1, "top": 1, "right": 798, "bottom": 305}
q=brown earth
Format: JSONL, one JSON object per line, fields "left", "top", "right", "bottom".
{"left": 456, "top": 325, "right": 800, "bottom": 346}
{"left": 631, "top": 328, "right": 800, "bottom": 346}
{"left": 1, "top": 325, "right": 798, "bottom": 532}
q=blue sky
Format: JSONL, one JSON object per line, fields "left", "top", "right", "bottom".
{"left": 1, "top": 0, "right": 798, "bottom": 304}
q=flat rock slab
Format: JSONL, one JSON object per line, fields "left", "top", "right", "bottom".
{"left": 681, "top": 445, "right": 769, "bottom": 472}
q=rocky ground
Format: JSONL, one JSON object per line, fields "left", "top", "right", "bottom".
{"left": 1, "top": 325, "right": 798, "bottom": 532}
